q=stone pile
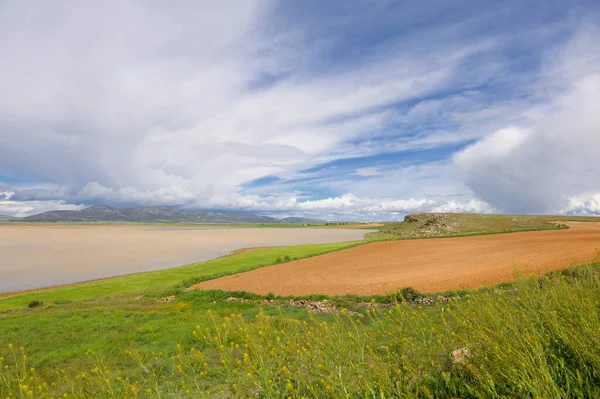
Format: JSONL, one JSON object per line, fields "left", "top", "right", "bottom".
{"left": 157, "top": 295, "right": 177, "bottom": 303}
{"left": 413, "top": 295, "right": 460, "bottom": 306}
{"left": 290, "top": 299, "right": 336, "bottom": 314}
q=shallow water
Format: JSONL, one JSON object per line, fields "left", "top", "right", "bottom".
{"left": 0, "top": 225, "right": 370, "bottom": 293}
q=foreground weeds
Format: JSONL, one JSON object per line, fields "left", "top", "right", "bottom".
{"left": 2, "top": 265, "right": 600, "bottom": 398}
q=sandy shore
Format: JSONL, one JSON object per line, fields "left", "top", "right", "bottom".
{"left": 195, "top": 222, "right": 600, "bottom": 295}
{"left": 0, "top": 225, "right": 370, "bottom": 293}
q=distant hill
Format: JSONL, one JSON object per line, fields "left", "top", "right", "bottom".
{"left": 19, "top": 205, "right": 327, "bottom": 224}
{"left": 0, "top": 215, "right": 13, "bottom": 221}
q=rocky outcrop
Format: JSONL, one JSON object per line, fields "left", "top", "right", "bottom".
{"left": 386, "top": 213, "right": 459, "bottom": 238}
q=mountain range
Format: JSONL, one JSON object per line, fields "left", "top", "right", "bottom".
{"left": 15, "top": 205, "right": 326, "bottom": 224}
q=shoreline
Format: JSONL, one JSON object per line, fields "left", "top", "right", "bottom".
{"left": 0, "top": 245, "right": 285, "bottom": 298}
{"left": 0, "top": 224, "right": 370, "bottom": 298}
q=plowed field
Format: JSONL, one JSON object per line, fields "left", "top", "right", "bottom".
{"left": 194, "top": 222, "right": 600, "bottom": 295}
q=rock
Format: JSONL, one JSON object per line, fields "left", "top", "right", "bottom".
{"left": 451, "top": 348, "right": 471, "bottom": 365}
{"left": 404, "top": 214, "right": 421, "bottom": 223}
{"left": 226, "top": 297, "right": 254, "bottom": 304}
{"left": 290, "top": 299, "right": 339, "bottom": 314}
{"left": 414, "top": 297, "right": 435, "bottom": 306}
{"left": 157, "top": 295, "right": 176, "bottom": 303}
{"left": 423, "top": 214, "right": 447, "bottom": 227}
{"left": 134, "top": 295, "right": 146, "bottom": 301}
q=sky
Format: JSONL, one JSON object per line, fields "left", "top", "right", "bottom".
{"left": 1, "top": 0, "right": 600, "bottom": 221}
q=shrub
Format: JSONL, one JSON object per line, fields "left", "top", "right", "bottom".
{"left": 27, "top": 300, "right": 43, "bottom": 308}
{"left": 390, "top": 286, "right": 423, "bottom": 302}
{"left": 273, "top": 255, "right": 292, "bottom": 264}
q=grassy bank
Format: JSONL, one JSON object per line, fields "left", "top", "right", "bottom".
{"left": 1, "top": 263, "right": 599, "bottom": 398}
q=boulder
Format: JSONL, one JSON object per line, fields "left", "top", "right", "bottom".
{"left": 451, "top": 347, "right": 471, "bottom": 365}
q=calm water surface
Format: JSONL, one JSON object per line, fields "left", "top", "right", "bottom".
{"left": 0, "top": 225, "right": 371, "bottom": 292}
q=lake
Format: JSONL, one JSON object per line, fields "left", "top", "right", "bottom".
{"left": 0, "top": 225, "right": 370, "bottom": 293}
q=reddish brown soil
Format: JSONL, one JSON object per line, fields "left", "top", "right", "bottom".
{"left": 194, "top": 222, "right": 600, "bottom": 295}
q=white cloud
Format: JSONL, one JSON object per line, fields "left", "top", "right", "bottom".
{"left": 0, "top": 192, "right": 85, "bottom": 217}
{"left": 200, "top": 192, "right": 492, "bottom": 221}
{"left": 454, "top": 26, "right": 600, "bottom": 214}
{"left": 294, "top": 194, "right": 435, "bottom": 212}
{"left": 328, "top": 161, "right": 468, "bottom": 202}
{"left": 455, "top": 127, "right": 528, "bottom": 162}
{"left": 0, "top": 1, "right": 497, "bottom": 213}
{"left": 432, "top": 199, "right": 495, "bottom": 214}
{"left": 352, "top": 167, "right": 382, "bottom": 177}
{"left": 560, "top": 194, "right": 600, "bottom": 216}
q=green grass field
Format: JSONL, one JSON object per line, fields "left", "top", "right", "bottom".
{"left": 2, "top": 264, "right": 600, "bottom": 398}
{"left": 1, "top": 213, "right": 599, "bottom": 397}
